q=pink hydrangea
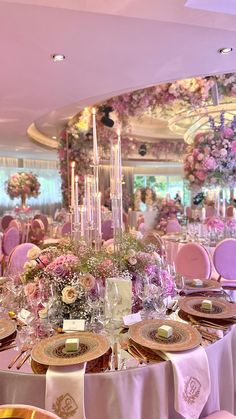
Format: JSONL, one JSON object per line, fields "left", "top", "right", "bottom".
{"left": 202, "top": 156, "right": 217, "bottom": 170}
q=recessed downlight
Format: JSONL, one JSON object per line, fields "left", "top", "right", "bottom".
{"left": 52, "top": 136, "right": 57, "bottom": 139}
{"left": 218, "top": 47, "right": 233, "bottom": 55}
{"left": 51, "top": 53, "right": 65, "bottom": 62}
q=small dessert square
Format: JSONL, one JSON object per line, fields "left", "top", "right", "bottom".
{"left": 157, "top": 325, "right": 173, "bottom": 339}
{"left": 193, "top": 279, "right": 203, "bottom": 287}
{"left": 201, "top": 299, "right": 212, "bottom": 311}
{"left": 65, "top": 338, "right": 80, "bottom": 352}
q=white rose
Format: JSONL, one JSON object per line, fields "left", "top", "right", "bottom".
{"left": 61, "top": 286, "right": 77, "bottom": 304}
{"left": 27, "top": 246, "right": 41, "bottom": 260}
{"left": 23, "top": 260, "right": 37, "bottom": 270}
{"left": 128, "top": 249, "right": 136, "bottom": 258}
{"left": 128, "top": 257, "right": 137, "bottom": 266}
{"left": 152, "top": 252, "right": 161, "bottom": 263}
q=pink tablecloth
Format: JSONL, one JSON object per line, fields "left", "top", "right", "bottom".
{"left": 0, "top": 326, "right": 236, "bottom": 419}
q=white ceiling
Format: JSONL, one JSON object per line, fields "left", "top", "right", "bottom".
{"left": 1, "top": 0, "right": 236, "bottom": 159}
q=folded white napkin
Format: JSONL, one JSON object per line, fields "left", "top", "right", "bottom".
{"left": 45, "top": 363, "right": 87, "bottom": 419}
{"left": 158, "top": 346, "right": 211, "bottom": 419}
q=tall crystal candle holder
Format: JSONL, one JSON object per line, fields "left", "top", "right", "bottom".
{"left": 84, "top": 174, "right": 95, "bottom": 247}
{"left": 110, "top": 129, "right": 123, "bottom": 254}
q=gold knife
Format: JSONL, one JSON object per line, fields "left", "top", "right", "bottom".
{"left": 16, "top": 351, "right": 31, "bottom": 370}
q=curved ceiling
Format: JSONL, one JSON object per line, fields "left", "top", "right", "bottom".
{"left": 1, "top": 0, "right": 236, "bottom": 158}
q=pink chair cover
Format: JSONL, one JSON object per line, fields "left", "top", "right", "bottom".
{"left": 61, "top": 221, "right": 72, "bottom": 236}
{"left": 34, "top": 214, "right": 49, "bottom": 233}
{"left": 7, "top": 243, "right": 36, "bottom": 276}
{"left": 2, "top": 227, "right": 20, "bottom": 256}
{"left": 0, "top": 404, "right": 60, "bottom": 418}
{"left": 203, "top": 411, "right": 236, "bottom": 418}
{"left": 226, "top": 206, "right": 234, "bottom": 218}
{"left": 213, "top": 239, "right": 236, "bottom": 282}
{"left": 166, "top": 219, "right": 182, "bottom": 234}
{"left": 206, "top": 207, "right": 216, "bottom": 218}
{"left": 1, "top": 215, "right": 13, "bottom": 231}
{"left": 29, "top": 219, "right": 45, "bottom": 244}
{"left": 186, "top": 207, "right": 192, "bottom": 219}
{"left": 175, "top": 242, "right": 212, "bottom": 280}
{"left": 101, "top": 220, "right": 113, "bottom": 241}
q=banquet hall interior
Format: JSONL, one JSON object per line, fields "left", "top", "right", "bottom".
{"left": 1, "top": 1, "right": 236, "bottom": 418}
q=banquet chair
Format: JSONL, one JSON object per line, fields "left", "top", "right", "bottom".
{"left": 29, "top": 219, "right": 45, "bottom": 245}
{"left": 1, "top": 227, "right": 20, "bottom": 274}
{"left": 226, "top": 205, "right": 234, "bottom": 218}
{"left": 34, "top": 213, "right": 49, "bottom": 233}
{"left": 101, "top": 219, "right": 113, "bottom": 241}
{"left": 9, "top": 219, "right": 23, "bottom": 242}
{"left": 7, "top": 243, "right": 36, "bottom": 277}
{"left": 61, "top": 221, "right": 72, "bottom": 236}
{"left": 206, "top": 206, "right": 216, "bottom": 218}
{"left": 203, "top": 410, "right": 236, "bottom": 418}
{"left": 213, "top": 239, "right": 236, "bottom": 290}
{"left": 175, "top": 242, "right": 212, "bottom": 280}
{"left": 186, "top": 206, "right": 192, "bottom": 219}
{"left": 0, "top": 404, "right": 60, "bottom": 418}
{"left": 0, "top": 215, "right": 13, "bottom": 232}
{"left": 142, "top": 231, "right": 165, "bottom": 256}
{"left": 166, "top": 219, "right": 182, "bottom": 234}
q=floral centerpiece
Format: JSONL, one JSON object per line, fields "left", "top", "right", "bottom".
{"left": 21, "top": 235, "right": 175, "bottom": 325}
{"left": 154, "top": 199, "right": 182, "bottom": 234}
{"left": 184, "top": 113, "right": 236, "bottom": 189}
{"left": 6, "top": 172, "right": 41, "bottom": 208}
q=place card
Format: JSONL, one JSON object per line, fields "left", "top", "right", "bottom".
{"left": 123, "top": 312, "right": 142, "bottom": 326}
{"left": 63, "top": 319, "right": 85, "bottom": 332}
{"left": 19, "top": 308, "right": 31, "bottom": 320}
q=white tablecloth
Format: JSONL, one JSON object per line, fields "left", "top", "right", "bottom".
{"left": 0, "top": 326, "right": 236, "bottom": 419}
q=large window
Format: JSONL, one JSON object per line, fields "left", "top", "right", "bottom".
{"left": 134, "top": 174, "right": 191, "bottom": 205}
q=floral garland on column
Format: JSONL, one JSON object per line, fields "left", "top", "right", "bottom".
{"left": 183, "top": 113, "right": 236, "bottom": 189}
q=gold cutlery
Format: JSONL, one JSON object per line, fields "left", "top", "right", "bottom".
{"left": 0, "top": 343, "right": 17, "bottom": 352}
{"left": 127, "top": 346, "right": 143, "bottom": 364}
{"left": 8, "top": 343, "right": 31, "bottom": 369}
{"left": 129, "top": 341, "right": 148, "bottom": 363}
{"left": 16, "top": 351, "right": 31, "bottom": 370}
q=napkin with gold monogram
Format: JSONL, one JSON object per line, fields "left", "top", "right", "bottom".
{"left": 45, "top": 363, "right": 87, "bottom": 419}
{"left": 158, "top": 346, "right": 210, "bottom": 419}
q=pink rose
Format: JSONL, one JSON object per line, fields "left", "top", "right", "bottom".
{"left": 197, "top": 153, "right": 204, "bottom": 161}
{"left": 196, "top": 170, "right": 206, "bottom": 181}
{"left": 219, "top": 148, "right": 227, "bottom": 157}
{"left": 24, "top": 282, "right": 37, "bottom": 299}
{"left": 221, "top": 127, "right": 234, "bottom": 138}
{"left": 202, "top": 156, "right": 217, "bottom": 171}
{"left": 80, "top": 273, "right": 95, "bottom": 290}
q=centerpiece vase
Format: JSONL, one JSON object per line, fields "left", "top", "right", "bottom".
{"left": 21, "top": 193, "right": 27, "bottom": 209}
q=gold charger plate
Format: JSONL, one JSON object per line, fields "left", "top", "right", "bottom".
{"left": 179, "top": 296, "right": 236, "bottom": 319}
{"left": 31, "top": 332, "right": 110, "bottom": 366}
{"left": 185, "top": 279, "right": 221, "bottom": 291}
{"left": 0, "top": 318, "right": 16, "bottom": 340}
{"left": 129, "top": 319, "right": 201, "bottom": 352}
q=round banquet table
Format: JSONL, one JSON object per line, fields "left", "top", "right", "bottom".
{"left": 0, "top": 326, "right": 236, "bottom": 419}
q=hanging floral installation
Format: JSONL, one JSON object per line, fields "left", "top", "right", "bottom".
{"left": 183, "top": 113, "right": 236, "bottom": 189}
{"left": 58, "top": 73, "right": 236, "bottom": 206}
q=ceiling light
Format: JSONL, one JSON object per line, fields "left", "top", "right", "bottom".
{"left": 51, "top": 53, "right": 65, "bottom": 62}
{"left": 218, "top": 47, "right": 233, "bottom": 55}
{"left": 52, "top": 136, "right": 57, "bottom": 139}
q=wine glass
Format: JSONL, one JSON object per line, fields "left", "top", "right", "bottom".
{"left": 174, "top": 275, "right": 185, "bottom": 298}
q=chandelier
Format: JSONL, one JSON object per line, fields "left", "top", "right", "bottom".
{"left": 168, "top": 101, "right": 236, "bottom": 144}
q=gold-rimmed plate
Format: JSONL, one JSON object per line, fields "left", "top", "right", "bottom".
{"left": 179, "top": 296, "right": 236, "bottom": 319}
{"left": 31, "top": 332, "right": 110, "bottom": 366}
{"left": 0, "top": 318, "right": 16, "bottom": 341}
{"left": 129, "top": 319, "right": 201, "bottom": 352}
{"left": 184, "top": 279, "right": 221, "bottom": 292}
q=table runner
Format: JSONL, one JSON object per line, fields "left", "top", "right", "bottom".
{"left": 45, "top": 363, "right": 87, "bottom": 419}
